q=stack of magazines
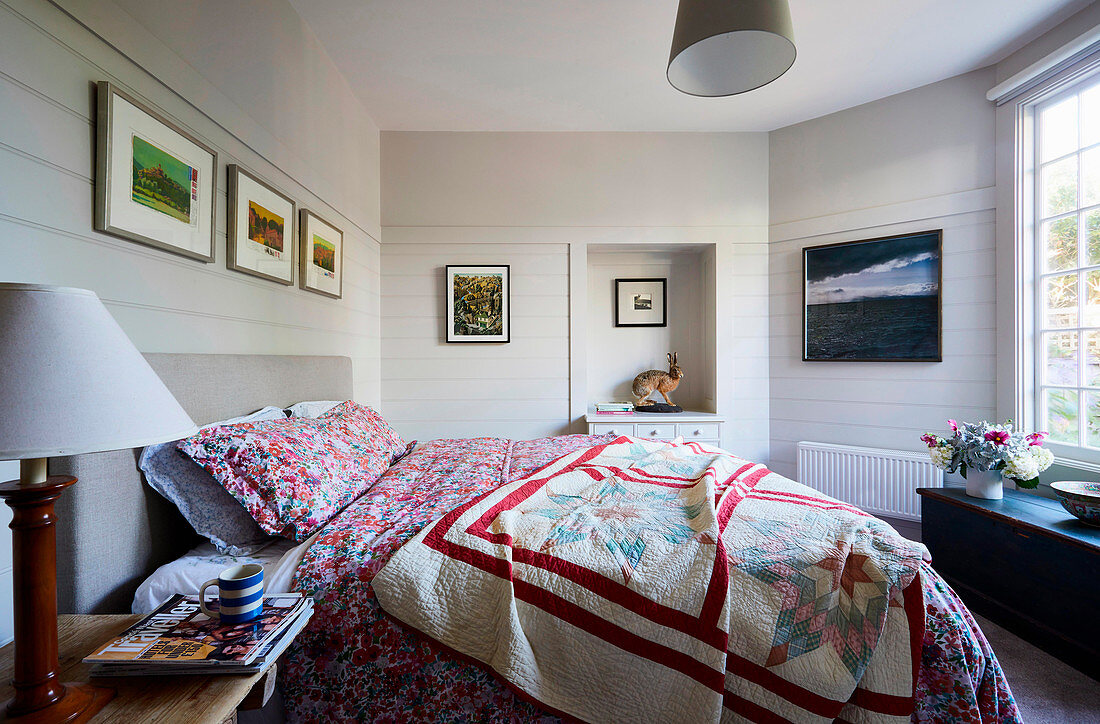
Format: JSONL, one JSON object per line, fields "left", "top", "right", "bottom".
{"left": 85, "top": 593, "right": 313, "bottom": 677}
{"left": 594, "top": 401, "right": 634, "bottom": 414}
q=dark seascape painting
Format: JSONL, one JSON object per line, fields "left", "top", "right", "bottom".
{"left": 803, "top": 231, "right": 942, "bottom": 361}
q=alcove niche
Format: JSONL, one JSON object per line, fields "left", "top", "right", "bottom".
{"left": 584, "top": 243, "right": 717, "bottom": 413}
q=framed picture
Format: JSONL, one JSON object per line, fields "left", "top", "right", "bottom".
{"left": 615, "top": 278, "right": 667, "bottom": 327}
{"left": 446, "top": 265, "right": 510, "bottom": 343}
{"left": 299, "top": 210, "right": 343, "bottom": 299}
{"left": 803, "top": 230, "right": 942, "bottom": 362}
{"left": 227, "top": 165, "right": 295, "bottom": 284}
{"left": 94, "top": 81, "right": 217, "bottom": 262}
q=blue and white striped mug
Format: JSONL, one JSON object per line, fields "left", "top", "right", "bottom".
{"left": 198, "top": 563, "right": 264, "bottom": 623}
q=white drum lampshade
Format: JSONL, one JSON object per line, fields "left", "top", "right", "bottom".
{"left": 667, "top": 0, "right": 796, "bottom": 97}
{"left": 0, "top": 283, "right": 197, "bottom": 459}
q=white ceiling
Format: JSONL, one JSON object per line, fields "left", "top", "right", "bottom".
{"left": 289, "top": 0, "right": 1094, "bottom": 132}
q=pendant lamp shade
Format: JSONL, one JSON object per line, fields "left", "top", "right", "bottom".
{"left": 0, "top": 283, "right": 197, "bottom": 458}
{"left": 668, "top": 0, "right": 796, "bottom": 97}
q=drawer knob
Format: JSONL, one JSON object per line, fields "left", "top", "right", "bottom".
{"left": 694, "top": 429, "right": 703, "bottom": 436}
{"left": 650, "top": 429, "right": 659, "bottom": 435}
{"left": 608, "top": 429, "right": 618, "bottom": 435}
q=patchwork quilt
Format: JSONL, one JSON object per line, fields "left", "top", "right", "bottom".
{"left": 373, "top": 437, "right": 927, "bottom": 723}
{"left": 280, "top": 434, "right": 1021, "bottom": 724}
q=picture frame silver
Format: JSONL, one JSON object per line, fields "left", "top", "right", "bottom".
{"left": 94, "top": 81, "right": 217, "bottom": 263}
{"left": 227, "top": 165, "right": 296, "bottom": 285}
{"left": 299, "top": 209, "right": 344, "bottom": 299}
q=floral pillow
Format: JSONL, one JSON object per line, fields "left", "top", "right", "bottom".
{"left": 140, "top": 406, "right": 286, "bottom": 555}
{"left": 177, "top": 401, "right": 407, "bottom": 540}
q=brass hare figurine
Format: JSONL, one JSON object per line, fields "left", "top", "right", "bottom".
{"left": 632, "top": 353, "right": 683, "bottom": 406}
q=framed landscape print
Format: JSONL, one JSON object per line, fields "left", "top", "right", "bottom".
{"left": 299, "top": 210, "right": 343, "bottom": 298}
{"left": 446, "top": 265, "right": 510, "bottom": 343}
{"left": 227, "top": 165, "right": 295, "bottom": 284}
{"left": 803, "top": 230, "right": 942, "bottom": 362}
{"left": 94, "top": 81, "right": 217, "bottom": 262}
{"left": 615, "top": 278, "right": 667, "bottom": 327}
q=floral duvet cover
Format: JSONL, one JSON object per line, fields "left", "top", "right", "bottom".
{"left": 281, "top": 435, "right": 1020, "bottom": 723}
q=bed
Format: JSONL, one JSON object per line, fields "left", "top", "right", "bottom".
{"left": 53, "top": 354, "right": 1020, "bottom": 724}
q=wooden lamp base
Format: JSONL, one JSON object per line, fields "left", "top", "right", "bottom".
{"left": 0, "top": 460, "right": 114, "bottom": 723}
{"left": 1, "top": 683, "right": 113, "bottom": 724}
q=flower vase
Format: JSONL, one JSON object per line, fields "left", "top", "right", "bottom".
{"left": 965, "top": 469, "right": 1003, "bottom": 500}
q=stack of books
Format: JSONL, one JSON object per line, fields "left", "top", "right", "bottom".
{"left": 593, "top": 402, "right": 635, "bottom": 415}
{"left": 84, "top": 593, "right": 313, "bottom": 677}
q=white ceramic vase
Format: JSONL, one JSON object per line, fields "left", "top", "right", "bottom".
{"left": 965, "top": 469, "right": 1004, "bottom": 500}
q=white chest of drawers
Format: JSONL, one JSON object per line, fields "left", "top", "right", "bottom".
{"left": 585, "top": 410, "right": 724, "bottom": 448}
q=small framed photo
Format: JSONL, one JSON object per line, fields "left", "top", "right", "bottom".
{"left": 299, "top": 210, "right": 343, "bottom": 299}
{"left": 803, "top": 230, "right": 942, "bottom": 362}
{"left": 447, "top": 265, "right": 510, "bottom": 343}
{"left": 94, "top": 81, "right": 217, "bottom": 262}
{"left": 227, "top": 165, "right": 295, "bottom": 284}
{"left": 615, "top": 278, "right": 667, "bottom": 327}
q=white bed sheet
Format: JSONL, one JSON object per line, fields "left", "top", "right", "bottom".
{"left": 132, "top": 534, "right": 317, "bottom": 614}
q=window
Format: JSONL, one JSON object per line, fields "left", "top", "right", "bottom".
{"left": 1033, "top": 74, "right": 1100, "bottom": 457}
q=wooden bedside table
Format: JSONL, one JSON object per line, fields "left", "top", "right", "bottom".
{"left": 0, "top": 615, "right": 282, "bottom": 724}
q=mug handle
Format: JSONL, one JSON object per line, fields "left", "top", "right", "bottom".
{"left": 198, "top": 579, "right": 220, "bottom": 618}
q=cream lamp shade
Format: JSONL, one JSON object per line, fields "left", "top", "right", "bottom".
{"left": 0, "top": 283, "right": 197, "bottom": 459}
{"left": 667, "top": 0, "right": 796, "bottom": 97}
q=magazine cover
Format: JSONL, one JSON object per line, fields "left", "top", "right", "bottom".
{"left": 91, "top": 602, "right": 314, "bottom": 677}
{"left": 85, "top": 593, "right": 307, "bottom": 666}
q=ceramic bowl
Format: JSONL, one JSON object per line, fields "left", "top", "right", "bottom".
{"left": 1049, "top": 481, "right": 1100, "bottom": 527}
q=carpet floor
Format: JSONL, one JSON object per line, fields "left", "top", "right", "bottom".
{"left": 974, "top": 614, "right": 1098, "bottom": 723}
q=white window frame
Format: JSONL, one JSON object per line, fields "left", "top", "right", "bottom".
{"left": 1021, "top": 66, "right": 1100, "bottom": 467}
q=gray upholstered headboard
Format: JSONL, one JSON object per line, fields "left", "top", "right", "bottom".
{"left": 50, "top": 353, "right": 353, "bottom": 614}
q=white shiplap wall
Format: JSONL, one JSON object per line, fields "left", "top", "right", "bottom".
{"left": 0, "top": 0, "right": 382, "bottom": 398}
{"left": 767, "top": 69, "right": 998, "bottom": 480}
{"left": 381, "top": 237, "right": 573, "bottom": 440}
{"left": 769, "top": 212, "right": 997, "bottom": 477}
{"left": 380, "top": 132, "right": 771, "bottom": 450}
{"left": 0, "top": 0, "right": 382, "bottom": 636}
{"left": 726, "top": 243, "right": 772, "bottom": 460}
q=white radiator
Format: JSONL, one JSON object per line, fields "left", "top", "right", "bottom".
{"left": 796, "top": 441, "right": 943, "bottom": 522}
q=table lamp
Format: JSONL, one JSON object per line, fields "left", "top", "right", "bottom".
{"left": 0, "top": 283, "right": 197, "bottom": 722}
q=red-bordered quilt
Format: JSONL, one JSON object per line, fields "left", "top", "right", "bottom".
{"left": 374, "top": 437, "right": 927, "bottom": 723}
{"left": 280, "top": 434, "right": 1021, "bottom": 724}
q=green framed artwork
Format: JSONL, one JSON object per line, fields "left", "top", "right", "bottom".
{"left": 94, "top": 81, "right": 217, "bottom": 262}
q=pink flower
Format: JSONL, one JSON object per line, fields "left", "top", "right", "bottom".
{"left": 920, "top": 433, "right": 938, "bottom": 448}
{"left": 947, "top": 419, "right": 959, "bottom": 434}
{"left": 1026, "top": 431, "right": 1048, "bottom": 446}
{"left": 984, "top": 430, "right": 1010, "bottom": 446}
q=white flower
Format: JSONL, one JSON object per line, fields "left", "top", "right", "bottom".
{"left": 1004, "top": 455, "right": 1039, "bottom": 481}
{"left": 929, "top": 444, "right": 953, "bottom": 470}
{"left": 1004, "top": 446, "right": 1052, "bottom": 481}
{"left": 1031, "top": 446, "right": 1054, "bottom": 472}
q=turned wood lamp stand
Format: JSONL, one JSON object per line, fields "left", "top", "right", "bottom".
{"left": 0, "top": 284, "right": 199, "bottom": 724}
{"left": 0, "top": 460, "right": 112, "bottom": 723}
